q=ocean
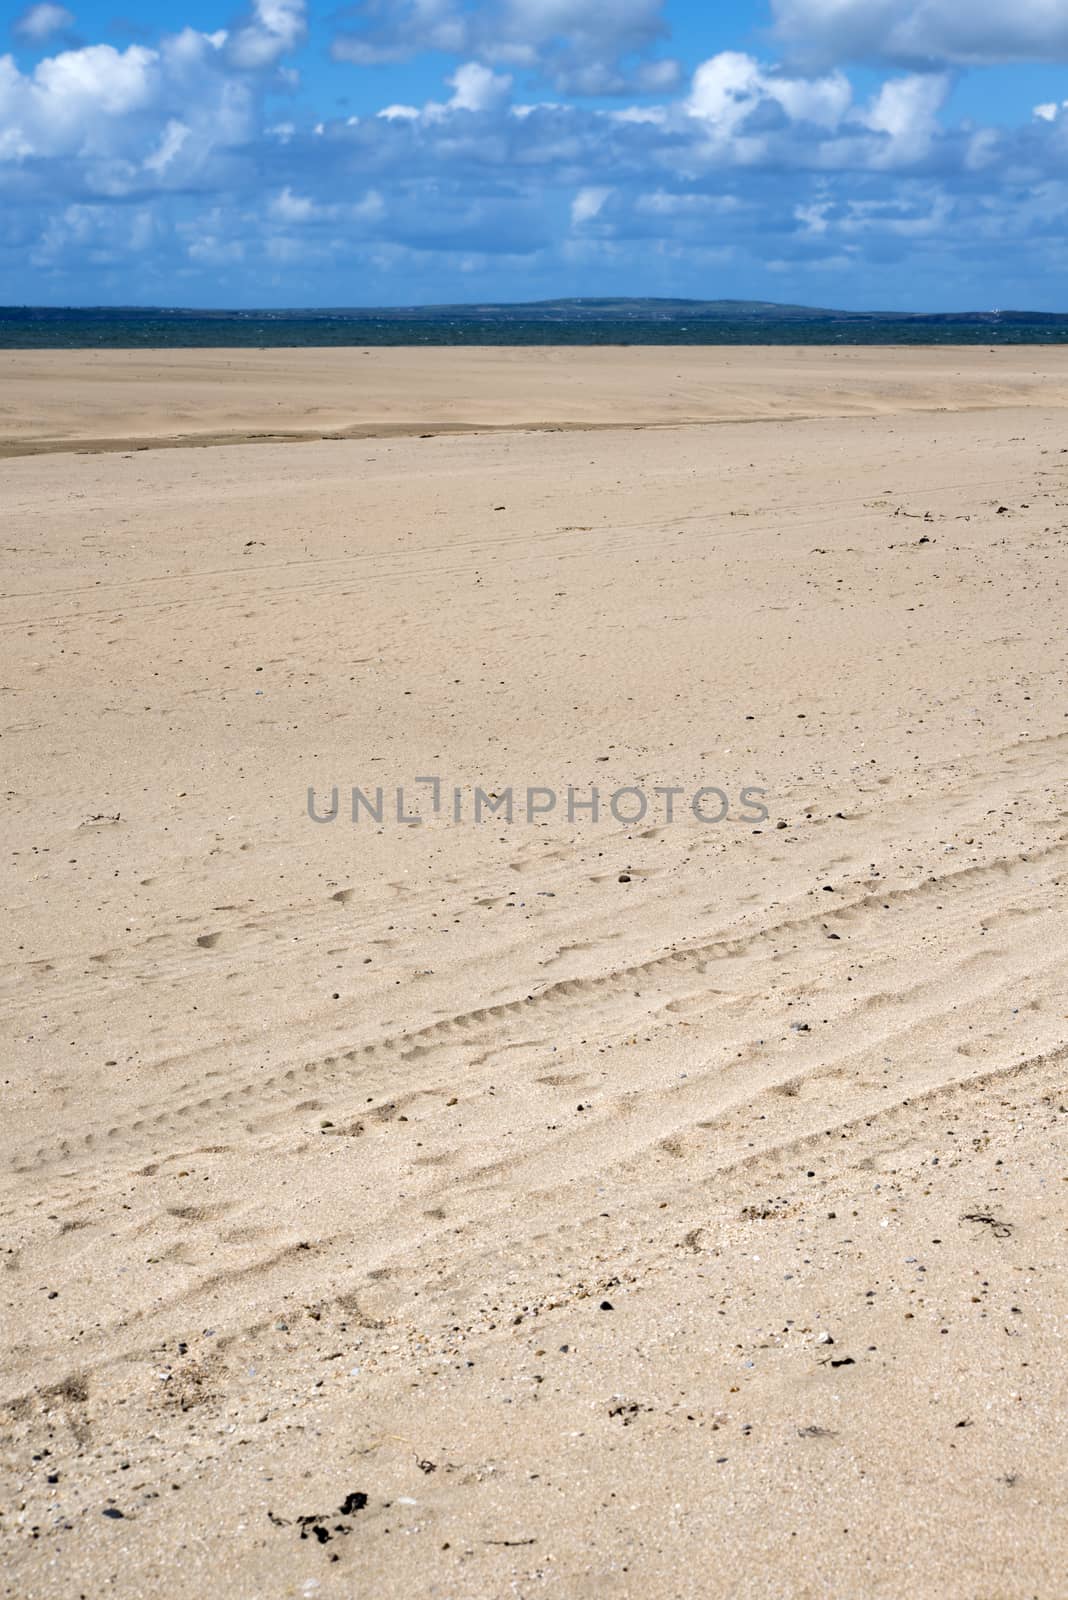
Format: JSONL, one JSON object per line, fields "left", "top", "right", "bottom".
{"left": 4, "top": 304, "right": 1068, "bottom": 349}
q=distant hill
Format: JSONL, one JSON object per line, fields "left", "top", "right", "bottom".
{"left": 5, "top": 298, "right": 1068, "bottom": 323}
{"left": 325, "top": 297, "right": 1068, "bottom": 326}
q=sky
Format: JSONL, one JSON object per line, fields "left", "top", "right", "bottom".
{"left": 2, "top": 0, "right": 1068, "bottom": 308}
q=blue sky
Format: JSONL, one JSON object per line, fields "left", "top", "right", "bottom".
{"left": 3, "top": 0, "right": 1068, "bottom": 308}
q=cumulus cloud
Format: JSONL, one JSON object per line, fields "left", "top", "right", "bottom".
{"left": 688, "top": 51, "right": 853, "bottom": 136}
{"left": 685, "top": 48, "right": 947, "bottom": 177}
{"left": 3, "top": 3, "right": 1068, "bottom": 310}
{"left": 12, "top": 3, "right": 74, "bottom": 43}
{"left": 0, "top": 31, "right": 252, "bottom": 194}
{"left": 771, "top": 0, "right": 1068, "bottom": 67}
{"left": 34, "top": 43, "right": 157, "bottom": 116}
{"left": 860, "top": 71, "right": 949, "bottom": 163}
{"left": 332, "top": 0, "right": 676, "bottom": 94}
{"left": 447, "top": 60, "right": 512, "bottom": 111}
{"left": 682, "top": 51, "right": 956, "bottom": 171}
{"left": 227, "top": 0, "right": 305, "bottom": 69}
{"left": 371, "top": 59, "right": 513, "bottom": 124}
{"left": 0, "top": 43, "right": 159, "bottom": 161}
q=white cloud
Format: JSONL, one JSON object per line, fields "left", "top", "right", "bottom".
{"left": 0, "top": 34, "right": 252, "bottom": 187}
{"left": 269, "top": 184, "right": 316, "bottom": 222}
{"left": 372, "top": 61, "right": 513, "bottom": 125}
{"left": 688, "top": 51, "right": 853, "bottom": 136}
{"left": 13, "top": 3, "right": 74, "bottom": 43}
{"left": 795, "top": 199, "right": 830, "bottom": 234}
{"left": 227, "top": 0, "right": 305, "bottom": 70}
{"left": 354, "top": 188, "right": 386, "bottom": 221}
{"left": 31, "top": 200, "right": 158, "bottom": 265}
{"left": 187, "top": 233, "right": 245, "bottom": 263}
{"left": 611, "top": 104, "right": 668, "bottom": 124}
{"left": 268, "top": 186, "right": 385, "bottom": 224}
{"left": 771, "top": 0, "right": 1068, "bottom": 66}
{"left": 143, "top": 117, "right": 189, "bottom": 174}
{"left": 834, "top": 190, "right": 954, "bottom": 237}
{"left": 33, "top": 42, "right": 158, "bottom": 118}
{"left": 571, "top": 185, "right": 611, "bottom": 225}
{"left": 965, "top": 127, "right": 999, "bottom": 171}
{"left": 861, "top": 72, "right": 948, "bottom": 164}
{"left": 161, "top": 27, "right": 228, "bottom": 68}
{"left": 447, "top": 61, "right": 512, "bottom": 112}
{"left": 771, "top": 68, "right": 853, "bottom": 127}
{"left": 688, "top": 53, "right": 764, "bottom": 136}
{"left": 5, "top": 1, "right": 1068, "bottom": 309}
{"left": 332, "top": 0, "right": 671, "bottom": 94}
{"left": 637, "top": 191, "right": 743, "bottom": 214}
{"left": 682, "top": 53, "right": 955, "bottom": 176}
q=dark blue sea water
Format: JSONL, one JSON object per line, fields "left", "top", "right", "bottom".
{"left": 4, "top": 304, "right": 1068, "bottom": 349}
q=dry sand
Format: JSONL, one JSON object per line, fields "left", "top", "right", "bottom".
{"left": 1, "top": 347, "right": 1066, "bottom": 1598}
{"left": 6, "top": 343, "right": 1068, "bottom": 454}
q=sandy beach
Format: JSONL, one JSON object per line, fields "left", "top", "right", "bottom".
{"left": 1, "top": 346, "right": 1066, "bottom": 1598}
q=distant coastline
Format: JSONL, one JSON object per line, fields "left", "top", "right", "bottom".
{"left": 4, "top": 299, "right": 1068, "bottom": 348}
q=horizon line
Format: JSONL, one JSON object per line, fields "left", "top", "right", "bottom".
{"left": 2, "top": 298, "right": 1064, "bottom": 319}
